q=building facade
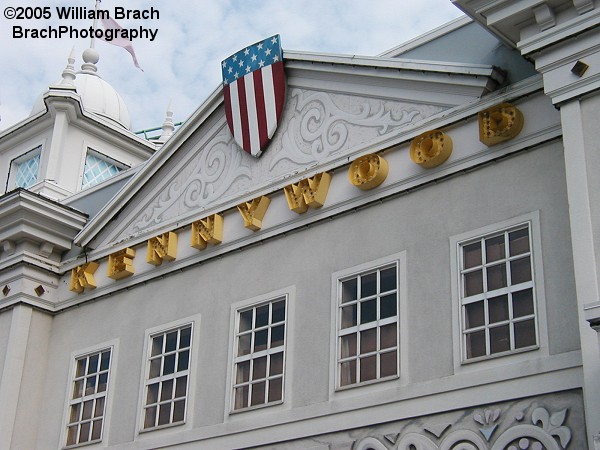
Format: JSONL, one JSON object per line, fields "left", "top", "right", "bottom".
{"left": 1, "top": 1, "right": 599, "bottom": 449}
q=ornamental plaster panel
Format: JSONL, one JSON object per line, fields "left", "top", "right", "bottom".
{"left": 110, "top": 89, "right": 446, "bottom": 244}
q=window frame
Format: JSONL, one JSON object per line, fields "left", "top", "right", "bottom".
{"left": 226, "top": 286, "right": 294, "bottom": 415}
{"left": 136, "top": 315, "right": 200, "bottom": 435}
{"left": 60, "top": 339, "right": 118, "bottom": 449}
{"left": 331, "top": 252, "right": 407, "bottom": 392}
{"left": 450, "top": 211, "right": 549, "bottom": 369}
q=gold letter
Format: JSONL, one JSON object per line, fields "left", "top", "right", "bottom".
{"left": 479, "top": 103, "right": 524, "bottom": 146}
{"left": 410, "top": 130, "right": 453, "bottom": 168}
{"left": 191, "top": 214, "right": 223, "bottom": 250}
{"left": 348, "top": 154, "right": 389, "bottom": 189}
{"left": 147, "top": 232, "right": 178, "bottom": 266}
{"left": 284, "top": 172, "right": 332, "bottom": 214}
{"left": 237, "top": 196, "right": 271, "bottom": 231}
{"left": 69, "top": 261, "right": 99, "bottom": 293}
{"left": 107, "top": 248, "right": 136, "bottom": 280}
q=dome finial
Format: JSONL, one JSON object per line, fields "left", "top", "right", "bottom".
{"left": 59, "top": 47, "right": 77, "bottom": 86}
{"left": 156, "top": 100, "right": 175, "bottom": 144}
{"left": 81, "top": 47, "right": 100, "bottom": 75}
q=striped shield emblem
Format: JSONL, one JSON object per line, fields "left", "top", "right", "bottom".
{"left": 222, "top": 35, "right": 286, "bottom": 158}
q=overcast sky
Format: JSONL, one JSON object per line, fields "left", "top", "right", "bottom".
{"left": 0, "top": 0, "right": 464, "bottom": 133}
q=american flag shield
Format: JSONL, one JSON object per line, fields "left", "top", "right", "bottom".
{"left": 222, "top": 35, "right": 286, "bottom": 158}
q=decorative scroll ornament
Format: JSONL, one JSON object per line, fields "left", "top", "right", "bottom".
{"left": 353, "top": 406, "right": 572, "bottom": 450}
{"left": 410, "top": 130, "right": 453, "bottom": 168}
{"left": 478, "top": 103, "right": 524, "bottom": 147}
{"left": 348, "top": 154, "right": 389, "bottom": 190}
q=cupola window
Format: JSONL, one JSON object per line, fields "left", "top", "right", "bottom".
{"left": 82, "top": 150, "right": 128, "bottom": 189}
{"left": 11, "top": 146, "right": 42, "bottom": 189}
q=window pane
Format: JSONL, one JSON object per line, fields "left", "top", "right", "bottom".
{"left": 509, "top": 228, "right": 529, "bottom": 256}
{"left": 88, "top": 354, "right": 99, "bottom": 374}
{"left": 175, "top": 376, "right": 187, "bottom": 398}
{"left": 464, "top": 270, "right": 483, "bottom": 296}
{"left": 514, "top": 319, "right": 536, "bottom": 349}
{"left": 67, "top": 425, "right": 78, "bottom": 446}
{"left": 252, "top": 356, "right": 267, "bottom": 380}
{"left": 180, "top": 326, "right": 192, "bottom": 348}
{"left": 82, "top": 400, "right": 93, "bottom": 420}
{"left": 513, "top": 289, "right": 534, "bottom": 317}
{"left": 149, "top": 358, "right": 161, "bottom": 378}
{"left": 341, "top": 278, "right": 357, "bottom": 303}
{"left": 91, "top": 419, "right": 103, "bottom": 440}
{"left": 489, "top": 325, "right": 510, "bottom": 354}
{"left": 100, "top": 351, "right": 110, "bottom": 371}
{"left": 511, "top": 257, "right": 531, "bottom": 284}
{"left": 251, "top": 381, "right": 266, "bottom": 406}
{"left": 270, "top": 325, "right": 285, "bottom": 348}
{"left": 361, "top": 273, "right": 377, "bottom": 297}
{"left": 76, "top": 359, "right": 86, "bottom": 377}
{"left": 163, "top": 354, "right": 176, "bottom": 375}
{"left": 254, "top": 330, "right": 268, "bottom": 352}
{"left": 85, "top": 376, "right": 97, "bottom": 395}
{"left": 165, "top": 331, "right": 178, "bottom": 353}
{"left": 465, "top": 301, "right": 484, "bottom": 329}
{"left": 380, "top": 350, "right": 397, "bottom": 378}
{"left": 380, "top": 323, "right": 397, "bottom": 350}
{"left": 487, "top": 263, "right": 507, "bottom": 291}
{"left": 94, "top": 397, "right": 105, "bottom": 418}
{"left": 173, "top": 399, "right": 186, "bottom": 422}
{"left": 361, "top": 299, "right": 377, "bottom": 324}
{"left": 341, "top": 304, "right": 357, "bottom": 329}
{"left": 161, "top": 379, "right": 174, "bottom": 402}
{"left": 340, "top": 360, "right": 356, "bottom": 386}
{"left": 151, "top": 335, "right": 163, "bottom": 356}
{"left": 463, "top": 242, "right": 482, "bottom": 269}
{"left": 147, "top": 383, "right": 159, "bottom": 404}
{"left": 69, "top": 404, "right": 81, "bottom": 424}
{"left": 98, "top": 373, "right": 108, "bottom": 393}
{"left": 380, "top": 294, "right": 397, "bottom": 319}
{"left": 158, "top": 403, "right": 171, "bottom": 426}
{"left": 255, "top": 305, "right": 269, "bottom": 328}
{"left": 238, "top": 334, "right": 251, "bottom": 356}
{"left": 234, "top": 385, "right": 249, "bottom": 410}
{"left": 340, "top": 334, "right": 357, "bottom": 358}
{"left": 79, "top": 422, "right": 91, "bottom": 443}
{"left": 271, "top": 300, "right": 286, "bottom": 323}
{"left": 177, "top": 350, "right": 190, "bottom": 372}
{"left": 73, "top": 379, "right": 84, "bottom": 399}
{"left": 360, "top": 355, "right": 377, "bottom": 382}
{"left": 380, "top": 267, "right": 396, "bottom": 293}
{"left": 239, "top": 310, "right": 253, "bottom": 332}
{"left": 236, "top": 361, "right": 250, "bottom": 383}
{"left": 268, "top": 377, "right": 283, "bottom": 402}
{"left": 466, "top": 330, "right": 486, "bottom": 359}
{"left": 144, "top": 406, "right": 157, "bottom": 429}
{"left": 485, "top": 235, "right": 505, "bottom": 262}
{"left": 489, "top": 295, "right": 509, "bottom": 323}
{"left": 270, "top": 352, "right": 284, "bottom": 376}
{"left": 360, "top": 328, "right": 377, "bottom": 354}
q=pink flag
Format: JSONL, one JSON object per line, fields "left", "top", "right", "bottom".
{"left": 99, "top": 17, "right": 143, "bottom": 71}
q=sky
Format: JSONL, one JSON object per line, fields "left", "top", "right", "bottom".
{"left": 0, "top": 0, "right": 464, "bottom": 133}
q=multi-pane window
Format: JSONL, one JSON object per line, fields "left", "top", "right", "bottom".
{"left": 12, "top": 148, "right": 41, "bottom": 189}
{"left": 81, "top": 151, "right": 126, "bottom": 189}
{"left": 337, "top": 264, "right": 399, "bottom": 388}
{"left": 142, "top": 325, "right": 192, "bottom": 430}
{"left": 66, "top": 348, "right": 112, "bottom": 447}
{"left": 460, "top": 224, "right": 537, "bottom": 360}
{"left": 233, "top": 297, "right": 287, "bottom": 411}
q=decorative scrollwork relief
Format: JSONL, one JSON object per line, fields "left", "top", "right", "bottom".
{"left": 353, "top": 407, "right": 572, "bottom": 450}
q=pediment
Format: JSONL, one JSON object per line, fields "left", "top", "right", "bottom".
{"left": 76, "top": 54, "right": 501, "bottom": 250}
